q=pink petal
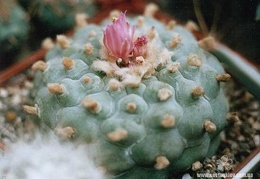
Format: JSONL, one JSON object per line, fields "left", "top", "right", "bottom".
{"left": 103, "top": 12, "right": 135, "bottom": 60}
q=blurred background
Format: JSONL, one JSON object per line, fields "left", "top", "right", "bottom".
{"left": 151, "top": 0, "right": 260, "bottom": 64}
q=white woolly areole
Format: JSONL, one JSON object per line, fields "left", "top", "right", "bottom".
{"left": 0, "top": 133, "right": 105, "bottom": 179}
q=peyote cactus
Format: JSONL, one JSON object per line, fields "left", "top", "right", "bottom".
{"left": 24, "top": 4, "right": 230, "bottom": 179}
{"left": 0, "top": 0, "right": 29, "bottom": 58}
{"left": 23, "top": 0, "right": 96, "bottom": 35}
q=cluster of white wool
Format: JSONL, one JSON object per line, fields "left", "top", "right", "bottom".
{"left": 0, "top": 133, "right": 104, "bottom": 179}
{"left": 94, "top": 34, "right": 172, "bottom": 87}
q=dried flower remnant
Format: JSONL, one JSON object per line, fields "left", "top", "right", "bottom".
{"left": 133, "top": 35, "right": 148, "bottom": 58}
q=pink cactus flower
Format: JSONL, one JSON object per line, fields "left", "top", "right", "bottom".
{"left": 103, "top": 12, "right": 135, "bottom": 60}
{"left": 133, "top": 35, "right": 148, "bottom": 57}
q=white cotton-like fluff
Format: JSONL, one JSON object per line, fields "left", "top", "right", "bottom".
{"left": 0, "top": 133, "right": 105, "bottom": 179}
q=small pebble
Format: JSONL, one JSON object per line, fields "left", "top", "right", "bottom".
{"left": 5, "top": 111, "right": 18, "bottom": 123}
{"left": 254, "top": 135, "right": 260, "bottom": 146}
{"left": 0, "top": 101, "right": 6, "bottom": 110}
{"left": 11, "top": 94, "right": 22, "bottom": 106}
{"left": 24, "top": 81, "right": 34, "bottom": 89}
{"left": 0, "top": 88, "right": 8, "bottom": 98}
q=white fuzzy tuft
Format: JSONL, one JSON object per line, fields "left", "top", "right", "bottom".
{"left": 93, "top": 27, "right": 173, "bottom": 88}
{"left": 92, "top": 60, "right": 120, "bottom": 77}
{"left": 0, "top": 133, "right": 105, "bottom": 179}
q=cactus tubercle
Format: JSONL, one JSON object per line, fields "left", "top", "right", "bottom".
{"left": 55, "top": 126, "right": 75, "bottom": 138}
{"left": 216, "top": 73, "right": 231, "bottom": 82}
{"left": 32, "top": 61, "right": 48, "bottom": 71}
{"left": 203, "top": 120, "right": 216, "bottom": 133}
{"left": 22, "top": 105, "right": 38, "bottom": 115}
{"left": 107, "top": 128, "right": 128, "bottom": 142}
{"left": 82, "top": 98, "right": 100, "bottom": 113}
{"left": 47, "top": 83, "right": 65, "bottom": 95}
{"left": 161, "top": 114, "right": 176, "bottom": 128}
{"left": 191, "top": 86, "right": 204, "bottom": 98}
{"left": 157, "top": 88, "right": 173, "bottom": 101}
{"left": 126, "top": 102, "right": 137, "bottom": 113}
{"left": 154, "top": 156, "right": 170, "bottom": 170}
{"left": 62, "top": 57, "right": 74, "bottom": 70}
{"left": 56, "top": 35, "right": 70, "bottom": 49}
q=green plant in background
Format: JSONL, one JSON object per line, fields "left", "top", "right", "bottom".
{"left": 24, "top": 4, "right": 231, "bottom": 179}
{"left": 19, "top": 0, "right": 96, "bottom": 36}
{"left": 0, "top": 0, "right": 29, "bottom": 58}
{"left": 153, "top": 0, "right": 260, "bottom": 64}
{"left": 256, "top": 1, "right": 260, "bottom": 20}
{"left": 191, "top": 0, "right": 260, "bottom": 99}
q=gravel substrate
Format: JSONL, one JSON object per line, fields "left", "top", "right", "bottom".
{"left": 189, "top": 78, "right": 260, "bottom": 178}
{"left": 0, "top": 70, "right": 36, "bottom": 146}
{"left": 0, "top": 69, "right": 259, "bottom": 178}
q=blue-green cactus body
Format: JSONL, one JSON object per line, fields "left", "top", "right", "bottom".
{"left": 26, "top": 0, "right": 96, "bottom": 35}
{"left": 29, "top": 11, "right": 229, "bottom": 179}
{"left": 0, "top": 0, "right": 29, "bottom": 57}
